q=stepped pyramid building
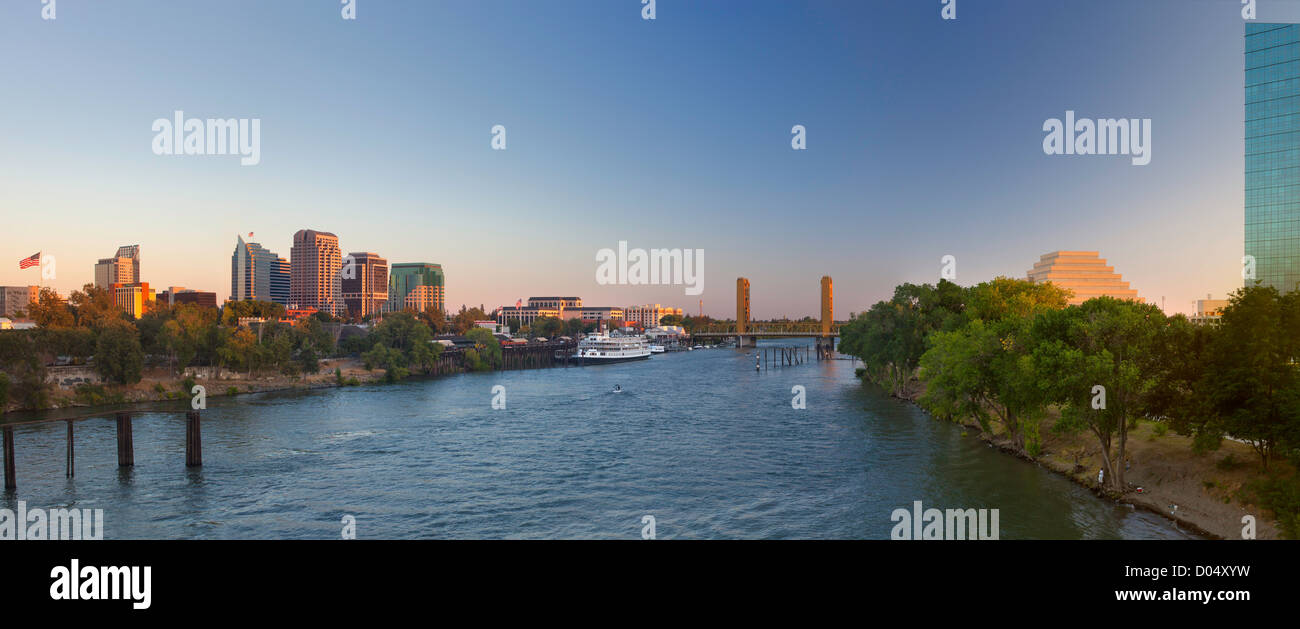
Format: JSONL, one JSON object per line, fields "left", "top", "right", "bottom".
{"left": 1026, "top": 251, "right": 1141, "bottom": 306}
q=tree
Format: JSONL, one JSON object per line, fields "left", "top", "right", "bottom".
{"left": 465, "top": 327, "right": 501, "bottom": 371}
{"left": 0, "top": 332, "right": 48, "bottom": 409}
{"left": 659, "top": 314, "right": 684, "bottom": 327}
{"left": 452, "top": 307, "right": 489, "bottom": 335}
{"left": 1032, "top": 297, "right": 1165, "bottom": 492}
{"left": 563, "top": 318, "right": 585, "bottom": 337}
{"left": 94, "top": 320, "right": 144, "bottom": 385}
{"left": 1197, "top": 285, "right": 1300, "bottom": 471}
{"left": 839, "top": 280, "right": 968, "bottom": 397}
{"left": 69, "top": 284, "right": 123, "bottom": 328}
{"left": 531, "top": 316, "right": 563, "bottom": 338}
{"left": 29, "top": 288, "right": 74, "bottom": 328}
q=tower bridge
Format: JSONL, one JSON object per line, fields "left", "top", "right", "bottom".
{"left": 691, "top": 276, "right": 840, "bottom": 356}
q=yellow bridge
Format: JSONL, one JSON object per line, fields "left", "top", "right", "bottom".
{"left": 691, "top": 276, "right": 840, "bottom": 354}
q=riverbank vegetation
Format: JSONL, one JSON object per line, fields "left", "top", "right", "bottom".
{"left": 0, "top": 285, "right": 501, "bottom": 414}
{"left": 839, "top": 278, "right": 1300, "bottom": 537}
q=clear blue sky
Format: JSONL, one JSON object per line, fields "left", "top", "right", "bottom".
{"left": 0, "top": 0, "right": 1288, "bottom": 317}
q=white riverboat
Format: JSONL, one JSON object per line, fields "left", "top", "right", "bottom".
{"left": 574, "top": 332, "right": 651, "bottom": 364}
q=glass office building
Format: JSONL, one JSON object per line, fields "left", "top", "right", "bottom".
{"left": 1246, "top": 23, "right": 1300, "bottom": 292}
{"left": 231, "top": 235, "right": 291, "bottom": 306}
{"left": 388, "top": 262, "right": 445, "bottom": 313}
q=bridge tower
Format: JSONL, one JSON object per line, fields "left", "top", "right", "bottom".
{"left": 736, "top": 277, "right": 754, "bottom": 347}
{"left": 818, "top": 276, "right": 835, "bottom": 357}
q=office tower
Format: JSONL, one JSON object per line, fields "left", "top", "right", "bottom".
{"left": 94, "top": 245, "right": 140, "bottom": 289}
{"left": 1026, "top": 251, "right": 1141, "bottom": 306}
{"left": 1246, "top": 24, "right": 1300, "bottom": 291}
{"left": 112, "top": 282, "right": 153, "bottom": 319}
{"left": 388, "top": 263, "right": 446, "bottom": 313}
{"left": 0, "top": 286, "right": 39, "bottom": 317}
{"left": 290, "top": 229, "right": 342, "bottom": 315}
{"left": 341, "top": 252, "right": 388, "bottom": 318}
{"left": 231, "top": 235, "right": 291, "bottom": 305}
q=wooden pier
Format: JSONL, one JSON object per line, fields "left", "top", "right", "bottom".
{"left": 1, "top": 408, "right": 204, "bottom": 491}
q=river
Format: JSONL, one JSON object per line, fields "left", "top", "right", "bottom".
{"left": 0, "top": 339, "right": 1197, "bottom": 539}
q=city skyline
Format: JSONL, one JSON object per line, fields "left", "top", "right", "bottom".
{"left": 4, "top": 1, "right": 1296, "bottom": 317}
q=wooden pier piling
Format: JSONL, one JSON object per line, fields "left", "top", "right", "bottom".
{"left": 66, "top": 420, "right": 74, "bottom": 478}
{"left": 3, "top": 425, "right": 14, "bottom": 490}
{"left": 186, "top": 410, "right": 202, "bottom": 467}
{"left": 115, "top": 412, "right": 134, "bottom": 467}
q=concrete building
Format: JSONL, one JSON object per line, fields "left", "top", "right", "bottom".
{"left": 0, "top": 286, "right": 39, "bottom": 318}
{"left": 496, "top": 305, "right": 562, "bottom": 327}
{"left": 624, "top": 304, "right": 683, "bottom": 328}
{"left": 341, "top": 252, "right": 388, "bottom": 319}
{"left": 291, "top": 229, "right": 343, "bottom": 316}
{"left": 231, "top": 235, "right": 291, "bottom": 305}
{"left": 112, "top": 282, "right": 154, "bottom": 319}
{"left": 388, "top": 262, "right": 445, "bottom": 313}
{"left": 94, "top": 245, "right": 140, "bottom": 289}
{"left": 576, "top": 306, "right": 624, "bottom": 324}
{"left": 1026, "top": 251, "right": 1141, "bottom": 306}
{"left": 160, "top": 287, "right": 218, "bottom": 309}
{"left": 1191, "top": 296, "right": 1230, "bottom": 326}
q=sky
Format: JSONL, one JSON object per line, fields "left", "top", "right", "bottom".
{"left": 0, "top": 0, "right": 1291, "bottom": 318}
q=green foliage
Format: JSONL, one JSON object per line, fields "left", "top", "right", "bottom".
{"left": 226, "top": 386, "right": 239, "bottom": 396}
{"left": 94, "top": 320, "right": 144, "bottom": 385}
{"left": 1242, "top": 475, "right": 1300, "bottom": 539}
{"left": 530, "top": 316, "right": 563, "bottom": 338}
{"left": 0, "top": 332, "right": 49, "bottom": 409}
{"left": 465, "top": 327, "right": 501, "bottom": 371}
{"left": 73, "top": 383, "right": 125, "bottom": 406}
{"left": 840, "top": 279, "right": 968, "bottom": 396}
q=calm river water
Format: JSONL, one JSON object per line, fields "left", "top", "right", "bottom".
{"left": 1, "top": 339, "right": 1196, "bottom": 539}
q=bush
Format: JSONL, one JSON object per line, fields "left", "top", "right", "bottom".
{"left": 1242, "top": 476, "right": 1300, "bottom": 539}
{"left": 226, "top": 386, "right": 239, "bottom": 396}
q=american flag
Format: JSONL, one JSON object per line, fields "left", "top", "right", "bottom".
{"left": 18, "top": 252, "right": 39, "bottom": 270}
{"left": 516, "top": 299, "right": 522, "bottom": 308}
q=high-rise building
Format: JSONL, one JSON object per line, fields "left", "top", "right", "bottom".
{"left": 94, "top": 245, "right": 140, "bottom": 289}
{"left": 290, "top": 229, "right": 342, "bottom": 315}
{"left": 1026, "top": 251, "right": 1141, "bottom": 306}
{"left": 341, "top": 252, "right": 388, "bottom": 319}
{"left": 0, "top": 286, "right": 39, "bottom": 318}
{"left": 231, "top": 235, "right": 291, "bottom": 305}
{"left": 1247, "top": 24, "right": 1300, "bottom": 292}
{"left": 403, "top": 285, "right": 442, "bottom": 312}
{"left": 160, "top": 287, "right": 218, "bottom": 310}
{"left": 388, "top": 263, "right": 445, "bottom": 313}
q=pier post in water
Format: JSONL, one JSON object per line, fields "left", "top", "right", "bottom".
{"left": 3, "top": 425, "right": 14, "bottom": 490}
{"left": 186, "top": 410, "right": 202, "bottom": 467}
{"left": 115, "top": 412, "right": 134, "bottom": 467}
{"left": 66, "top": 420, "right": 74, "bottom": 478}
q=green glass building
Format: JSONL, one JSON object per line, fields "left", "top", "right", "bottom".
{"left": 1246, "top": 23, "right": 1300, "bottom": 292}
{"left": 388, "top": 262, "right": 445, "bottom": 312}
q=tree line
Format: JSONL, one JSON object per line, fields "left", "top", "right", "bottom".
{"left": 839, "top": 278, "right": 1300, "bottom": 535}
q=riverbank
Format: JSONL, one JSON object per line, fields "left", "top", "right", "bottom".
{"left": 884, "top": 382, "right": 1286, "bottom": 540}
{"left": 11, "top": 359, "right": 383, "bottom": 413}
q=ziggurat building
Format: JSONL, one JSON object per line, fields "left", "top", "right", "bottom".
{"left": 1026, "top": 251, "right": 1141, "bottom": 306}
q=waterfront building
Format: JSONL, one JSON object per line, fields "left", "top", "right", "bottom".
{"left": 496, "top": 305, "right": 562, "bottom": 327}
{"left": 231, "top": 235, "right": 291, "bottom": 305}
{"left": 1026, "top": 251, "right": 1141, "bottom": 306}
{"left": 291, "top": 229, "right": 343, "bottom": 316}
{"left": 1247, "top": 24, "right": 1300, "bottom": 292}
{"left": 388, "top": 263, "right": 445, "bottom": 313}
{"left": 528, "top": 297, "right": 582, "bottom": 315}
{"left": 576, "top": 306, "right": 624, "bottom": 324}
{"left": 341, "top": 252, "right": 388, "bottom": 319}
{"left": 112, "top": 282, "right": 154, "bottom": 319}
{"left": 624, "top": 304, "right": 683, "bottom": 328}
{"left": 0, "top": 286, "right": 39, "bottom": 317}
{"left": 94, "top": 245, "right": 140, "bottom": 289}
